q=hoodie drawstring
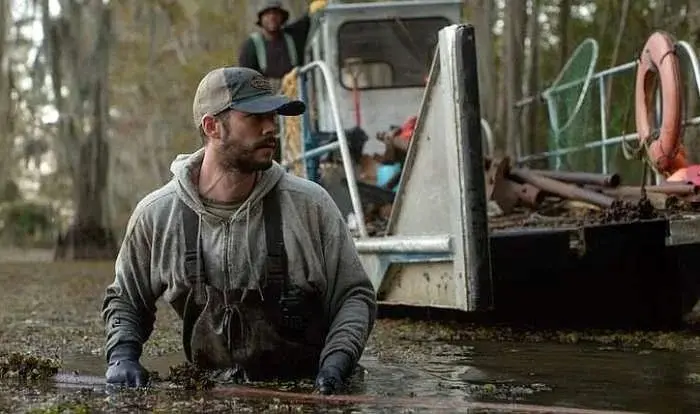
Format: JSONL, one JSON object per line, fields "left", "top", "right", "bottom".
{"left": 241, "top": 201, "right": 265, "bottom": 302}
{"left": 194, "top": 214, "right": 205, "bottom": 303}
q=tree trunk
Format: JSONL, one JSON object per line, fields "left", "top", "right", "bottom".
{"left": 558, "top": 0, "right": 570, "bottom": 69}
{"left": 604, "top": 0, "right": 631, "bottom": 123}
{"left": 504, "top": 0, "right": 527, "bottom": 158}
{"left": 49, "top": 0, "right": 117, "bottom": 260}
{"left": 0, "top": 1, "right": 13, "bottom": 189}
{"left": 471, "top": 0, "right": 497, "bottom": 132}
{"left": 523, "top": 0, "right": 542, "bottom": 156}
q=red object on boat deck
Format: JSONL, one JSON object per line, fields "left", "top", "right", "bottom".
{"left": 666, "top": 164, "right": 700, "bottom": 186}
{"left": 398, "top": 116, "right": 417, "bottom": 141}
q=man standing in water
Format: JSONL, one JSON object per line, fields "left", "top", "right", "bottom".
{"left": 101, "top": 66, "right": 377, "bottom": 395}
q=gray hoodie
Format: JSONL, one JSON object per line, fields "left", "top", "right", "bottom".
{"left": 101, "top": 148, "right": 377, "bottom": 372}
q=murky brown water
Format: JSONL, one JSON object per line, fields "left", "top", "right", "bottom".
{"left": 51, "top": 339, "right": 700, "bottom": 413}
{"left": 1, "top": 259, "right": 699, "bottom": 413}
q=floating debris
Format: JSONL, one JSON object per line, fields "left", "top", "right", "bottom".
{"left": 595, "top": 198, "right": 658, "bottom": 224}
{"left": 0, "top": 352, "right": 61, "bottom": 382}
{"left": 164, "top": 362, "right": 214, "bottom": 391}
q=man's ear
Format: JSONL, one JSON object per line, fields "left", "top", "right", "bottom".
{"left": 201, "top": 114, "right": 220, "bottom": 140}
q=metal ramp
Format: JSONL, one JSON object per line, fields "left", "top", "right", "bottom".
{"left": 282, "top": 25, "right": 696, "bottom": 328}
{"left": 355, "top": 24, "right": 493, "bottom": 312}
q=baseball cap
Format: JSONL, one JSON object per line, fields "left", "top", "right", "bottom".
{"left": 192, "top": 66, "right": 306, "bottom": 127}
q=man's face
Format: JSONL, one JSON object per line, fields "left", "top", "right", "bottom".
{"left": 260, "top": 9, "right": 283, "bottom": 32}
{"left": 209, "top": 109, "right": 278, "bottom": 173}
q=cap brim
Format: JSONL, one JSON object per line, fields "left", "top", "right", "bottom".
{"left": 230, "top": 95, "right": 306, "bottom": 116}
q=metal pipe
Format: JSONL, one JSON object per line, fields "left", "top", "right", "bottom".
{"left": 595, "top": 188, "right": 669, "bottom": 209}
{"left": 298, "top": 75, "right": 312, "bottom": 180}
{"left": 297, "top": 61, "right": 368, "bottom": 238}
{"left": 326, "top": 0, "right": 465, "bottom": 11}
{"left": 516, "top": 41, "right": 700, "bottom": 169}
{"left": 480, "top": 118, "right": 495, "bottom": 157}
{"left": 510, "top": 167, "right": 616, "bottom": 208}
{"left": 515, "top": 61, "right": 638, "bottom": 108}
{"left": 513, "top": 94, "right": 539, "bottom": 107}
{"left": 529, "top": 169, "right": 621, "bottom": 187}
{"left": 517, "top": 115, "right": 700, "bottom": 162}
{"left": 649, "top": 183, "right": 700, "bottom": 194}
{"left": 281, "top": 141, "right": 340, "bottom": 167}
{"left": 598, "top": 76, "right": 608, "bottom": 174}
{"left": 458, "top": 25, "right": 493, "bottom": 311}
{"left": 508, "top": 181, "right": 544, "bottom": 207}
{"left": 677, "top": 41, "right": 700, "bottom": 98}
{"left": 589, "top": 183, "right": 699, "bottom": 196}
{"left": 354, "top": 234, "right": 452, "bottom": 254}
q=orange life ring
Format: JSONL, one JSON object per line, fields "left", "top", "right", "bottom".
{"left": 634, "top": 31, "right": 687, "bottom": 175}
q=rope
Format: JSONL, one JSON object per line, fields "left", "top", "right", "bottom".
{"left": 622, "top": 45, "right": 685, "bottom": 178}
{"left": 620, "top": 57, "right": 657, "bottom": 179}
{"left": 279, "top": 67, "right": 305, "bottom": 177}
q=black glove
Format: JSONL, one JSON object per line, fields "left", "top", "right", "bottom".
{"left": 314, "top": 351, "right": 353, "bottom": 395}
{"left": 105, "top": 342, "right": 148, "bottom": 388}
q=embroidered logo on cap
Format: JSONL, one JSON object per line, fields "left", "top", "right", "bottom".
{"left": 250, "top": 76, "right": 273, "bottom": 92}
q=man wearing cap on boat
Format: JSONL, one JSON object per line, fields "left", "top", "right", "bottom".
{"left": 238, "top": 0, "right": 327, "bottom": 92}
{"left": 101, "top": 66, "right": 377, "bottom": 395}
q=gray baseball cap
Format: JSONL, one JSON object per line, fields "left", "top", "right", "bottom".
{"left": 192, "top": 66, "right": 305, "bottom": 127}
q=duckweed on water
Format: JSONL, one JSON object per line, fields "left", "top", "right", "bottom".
{"left": 27, "top": 401, "right": 91, "bottom": 414}
{"left": 164, "top": 362, "right": 215, "bottom": 391}
{"left": 686, "top": 373, "right": 700, "bottom": 384}
{"left": 2, "top": 259, "right": 700, "bottom": 412}
{"left": 161, "top": 362, "right": 317, "bottom": 393}
{"left": 0, "top": 352, "right": 61, "bottom": 382}
{"left": 372, "top": 319, "right": 700, "bottom": 353}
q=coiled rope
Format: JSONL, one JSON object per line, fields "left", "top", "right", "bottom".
{"left": 280, "top": 68, "right": 305, "bottom": 177}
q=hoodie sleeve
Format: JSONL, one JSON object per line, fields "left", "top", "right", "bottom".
{"left": 101, "top": 207, "right": 164, "bottom": 359}
{"left": 318, "top": 195, "right": 378, "bottom": 369}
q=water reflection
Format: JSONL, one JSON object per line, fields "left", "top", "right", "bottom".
{"left": 58, "top": 340, "right": 700, "bottom": 413}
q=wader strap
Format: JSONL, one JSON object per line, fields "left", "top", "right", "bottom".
{"left": 250, "top": 32, "right": 267, "bottom": 73}
{"left": 180, "top": 187, "right": 286, "bottom": 292}
{"left": 182, "top": 202, "right": 204, "bottom": 286}
{"left": 250, "top": 32, "right": 298, "bottom": 74}
{"left": 262, "top": 186, "right": 287, "bottom": 302}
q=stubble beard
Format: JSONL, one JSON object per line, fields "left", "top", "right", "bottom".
{"left": 218, "top": 129, "right": 275, "bottom": 174}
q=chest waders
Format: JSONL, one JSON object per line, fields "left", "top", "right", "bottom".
{"left": 178, "top": 186, "right": 324, "bottom": 381}
{"left": 249, "top": 31, "right": 298, "bottom": 75}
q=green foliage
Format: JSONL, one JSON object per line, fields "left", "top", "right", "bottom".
{"left": 524, "top": 0, "right": 697, "bottom": 176}
{"left": 0, "top": 200, "right": 58, "bottom": 247}
{"left": 0, "top": 180, "right": 20, "bottom": 202}
{"left": 28, "top": 403, "right": 91, "bottom": 414}
{"left": 111, "top": 0, "right": 247, "bottom": 158}
{"left": 6, "top": 0, "right": 700, "bottom": 231}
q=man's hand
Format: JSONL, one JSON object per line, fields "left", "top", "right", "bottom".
{"left": 314, "top": 351, "right": 352, "bottom": 395}
{"left": 314, "top": 366, "right": 342, "bottom": 395}
{"left": 105, "top": 342, "right": 149, "bottom": 388}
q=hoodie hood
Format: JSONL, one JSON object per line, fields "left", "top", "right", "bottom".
{"left": 169, "top": 147, "right": 286, "bottom": 296}
{"left": 170, "top": 147, "right": 285, "bottom": 221}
